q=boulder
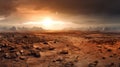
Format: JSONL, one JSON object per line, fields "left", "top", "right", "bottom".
{"left": 30, "top": 50, "right": 41, "bottom": 58}
{"left": 60, "top": 50, "right": 69, "bottom": 54}
{"left": 88, "top": 61, "right": 98, "bottom": 67}
{"left": 4, "top": 53, "right": 17, "bottom": 59}
{"left": 19, "top": 56, "right": 27, "bottom": 60}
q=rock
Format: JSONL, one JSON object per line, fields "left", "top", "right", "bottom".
{"left": 35, "top": 47, "right": 41, "bottom": 51}
{"left": 88, "top": 61, "right": 98, "bottom": 67}
{"left": 88, "top": 63, "right": 96, "bottom": 67}
{"left": 23, "top": 35, "right": 28, "bottom": 38}
{"left": 19, "top": 56, "right": 27, "bottom": 60}
{"left": 110, "top": 63, "right": 114, "bottom": 66}
{"left": 113, "top": 53, "right": 117, "bottom": 56}
{"left": 21, "top": 50, "right": 31, "bottom": 56}
{"left": 16, "top": 52, "right": 21, "bottom": 56}
{"left": 64, "top": 62, "right": 74, "bottom": 67}
{"left": 107, "top": 49, "right": 112, "bottom": 52}
{"left": 105, "top": 63, "right": 114, "bottom": 67}
{"left": 54, "top": 41, "right": 57, "bottom": 43}
{"left": 0, "top": 48, "right": 3, "bottom": 52}
{"left": 109, "top": 55, "right": 113, "bottom": 58}
{"left": 43, "top": 41, "right": 48, "bottom": 44}
{"left": 54, "top": 39, "right": 58, "bottom": 43}
{"left": 55, "top": 58, "right": 63, "bottom": 62}
{"left": 96, "top": 45, "right": 102, "bottom": 48}
{"left": 102, "top": 57, "right": 106, "bottom": 60}
{"left": 0, "top": 43, "right": 8, "bottom": 47}
{"left": 48, "top": 47, "right": 55, "bottom": 50}
{"left": 9, "top": 46, "right": 16, "bottom": 50}
{"left": 10, "top": 50, "right": 16, "bottom": 53}
{"left": 30, "top": 50, "right": 41, "bottom": 58}
{"left": 19, "top": 50, "right": 25, "bottom": 55}
{"left": 22, "top": 45, "right": 32, "bottom": 49}
{"left": 20, "top": 50, "right": 24, "bottom": 53}
{"left": 60, "top": 50, "right": 68, "bottom": 54}
{"left": 94, "top": 61, "right": 99, "bottom": 64}
{"left": 4, "top": 53, "right": 11, "bottom": 59}
{"left": 4, "top": 53, "right": 17, "bottom": 59}
{"left": 118, "top": 47, "right": 120, "bottom": 49}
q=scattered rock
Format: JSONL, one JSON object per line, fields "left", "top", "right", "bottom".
{"left": 22, "top": 50, "right": 31, "bottom": 56}
{"left": 30, "top": 50, "right": 41, "bottom": 58}
{"left": 19, "top": 56, "right": 27, "bottom": 60}
{"left": 60, "top": 50, "right": 69, "bottom": 54}
{"left": 113, "top": 53, "right": 117, "bottom": 56}
{"left": 105, "top": 63, "right": 114, "bottom": 67}
{"left": 35, "top": 47, "right": 41, "bottom": 51}
{"left": 43, "top": 41, "right": 48, "bottom": 44}
{"left": 20, "top": 50, "right": 24, "bottom": 54}
{"left": 48, "top": 47, "right": 55, "bottom": 50}
{"left": 109, "top": 55, "right": 113, "bottom": 58}
{"left": 110, "top": 63, "right": 114, "bottom": 66}
{"left": 23, "top": 35, "right": 28, "bottom": 38}
{"left": 102, "top": 57, "right": 106, "bottom": 60}
{"left": 22, "top": 44, "right": 33, "bottom": 49}
{"left": 96, "top": 45, "right": 102, "bottom": 48}
{"left": 88, "top": 61, "right": 98, "bottom": 67}
{"left": 16, "top": 51, "right": 21, "bottom": 56}
{"left": 118, "top": 47, "right": 120, "bottom": 50}
{"left": 4, "top": 53, "right": 17, "bottom": 59}
{"left": 54, "top": 39, "right": 58, "bottom": 43}
{"left": 0, "top": 43, "right": 8, "bottom": 48}
{"left": 63, "top": 62, "right": 74, "bottom": 67}
{"left": 54, "top": 41, "right": 57, "bottom": 43}
{"left": 9, "top": 46, "right": 16, "bottom": 50}
{"left": 0, "top": 32, "right": 120, "bottom": 67}
{"left": 56, "top": 58, "right": 63, "bottom": 62}
{"left": 0, "top": 48, "right": 3, "bottom": 52}
{"left": 107, "top": 49, "right": 112, "bottom": 52}
{"left": 10, "top": 50, "right": 16, "bottom": 53}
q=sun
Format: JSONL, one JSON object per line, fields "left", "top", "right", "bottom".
{"left": 41, "top": 17, "right": 54, "bottom": 29}
{"left": 41, "top": 17, "right": 65, "bottom": 30}
{"left": 23, "top": 16, "right": 67, "bottom": 30}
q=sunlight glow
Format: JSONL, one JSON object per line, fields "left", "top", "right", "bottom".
{"left": 41, "top": 17, "right": 54, "bottom": 29}
{"left": 41, "top": 17, "right": 66, "bottom": 30}
{"left": 23, "top": 17, "right": 67, "bottom": 30}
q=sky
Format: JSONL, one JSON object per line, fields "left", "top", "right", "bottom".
{"left": 0, "top": 0, "right": 120, "bottom": 30}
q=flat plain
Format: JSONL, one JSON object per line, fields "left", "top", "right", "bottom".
{"left": 0, "top": 31, "right": 120, "bottom": 67}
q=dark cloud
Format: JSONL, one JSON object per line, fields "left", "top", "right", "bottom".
{"left": 0, "top": 0, "right": 120, "bottom": 28}
{"left": 0, "top": 0, "right": 17, "bottom": 16}
{"left": 17, "top": 0, "right": 120, "bottom": 16}
{"left": 0, "top": 0, "right": 120, "bottom": 16}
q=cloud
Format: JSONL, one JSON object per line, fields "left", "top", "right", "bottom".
{"left": 0, "top": 0, "right": 120, "bottom": 16}
{"left": 16, "top": 0, "right": 120, "bottom": 16}
{"left": 0, "top": 0, "right": 17, "bottom": 16}
{"left": 0, "top": 0, "right": 120, "bottom": 27}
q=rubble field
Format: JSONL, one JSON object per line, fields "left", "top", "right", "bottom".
{"left": 0, "top": 31, "right": 120, "bottom": 67}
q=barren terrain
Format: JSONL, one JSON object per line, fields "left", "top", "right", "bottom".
{"left": 0, "top": 31, "right": 120, "bottom": 67}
